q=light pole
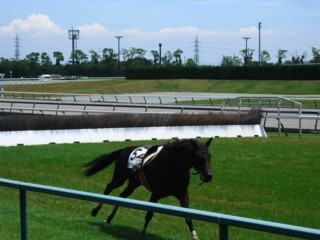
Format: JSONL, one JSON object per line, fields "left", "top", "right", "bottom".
{"left": 159, "top": 43, "right": 162, "bottom": 65}
{"left": 68, "top": 28, "right": 80, "bottom": 65}
{"left": 115, "top": 36, "right": 123, "bottom": 72}
{"left": 0, "top": 73, "right": 5, "bottom": 98}
{"left": 243, "top": 37, "right": 250, "bottom": 65}
{"left": 258, "top": 22, "right": 262, "bottom": 64}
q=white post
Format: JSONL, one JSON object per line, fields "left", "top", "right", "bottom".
{"left": 0, "top": 73, "right": 5, "bottom": 98}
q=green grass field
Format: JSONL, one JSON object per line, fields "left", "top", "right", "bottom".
{"left": 5, "top": 79, "right": 320, "bottom": 95}
{"left": 1, "top": 137, "right": 319, "bottom": 240}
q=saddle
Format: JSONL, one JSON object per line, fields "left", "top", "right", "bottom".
{"left": 127, "top": 145, "right": 163, "bottom": 192}
{"left": 127, "top": 145, "right": 163, "bottom": 171}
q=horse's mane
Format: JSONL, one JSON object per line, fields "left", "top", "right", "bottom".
{"left": 164, "top": 139, "right": 198, "bottom": 152}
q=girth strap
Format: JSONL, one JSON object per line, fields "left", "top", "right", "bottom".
{"left": 138, "top": 169, "right": 152, "bottom": 192}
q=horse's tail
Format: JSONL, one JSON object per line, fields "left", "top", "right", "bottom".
{"left": 83, "top": 148, "right": 124, "bottom": 176}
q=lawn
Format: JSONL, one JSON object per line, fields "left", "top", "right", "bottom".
{"left": 1, "top": 137, "right": 319, "bottom": 239}
{"left": 5, "top": 79, "right": 320, "bottom": 95}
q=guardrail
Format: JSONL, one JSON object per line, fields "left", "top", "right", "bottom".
{"left": 0, "top": 99, "right": 223, "bottom": 114}
{"left": 3, "top": 91, "right": 320, "bottom": 108}
{"left": 3, "top": 91, "right": 226, "bottom": 105}
{"left": 1, "top": 178, "right": 319, "bottom": 240}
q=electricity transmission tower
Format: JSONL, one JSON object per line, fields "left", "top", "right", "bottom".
{"left": 14, "top": 34, "right": 20, "bottom": 60}
{"left": 194, "top": 35, "right": 200, "bottom": 65}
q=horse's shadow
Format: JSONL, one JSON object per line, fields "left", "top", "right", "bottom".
{"left": 88, "top": 221, "right": 167, "bottom": 240}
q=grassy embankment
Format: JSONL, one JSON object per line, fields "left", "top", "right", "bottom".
{"left": 5, "top": 79, "right": 320, "bottom": 95}
{"left": 6, "top": 79, "right": 319, "bottom": 108}
{"left": 1, "top": 138, "right": 319, "bottom": 240}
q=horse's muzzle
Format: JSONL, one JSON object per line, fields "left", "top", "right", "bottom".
{"left": 201, "top": 173, "right": 213, "bottom": 183}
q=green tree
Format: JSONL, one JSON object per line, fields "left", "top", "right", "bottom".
{"left": 150, "top": 50, "right": 160, "bottom": 65}
{"left": 89, "top": 50, "right": 100, "bottom": 64}
{"left": 310, "top": 47, "right": 320, "bottom": 63}
{"left": 40, "top": 52, "right": 52, "bottom": 66}
{"left": 185, "top": 58, "right": 197, "bottom": 67}
{"left": 162, "top": 51, "right": 173, "bottom": 65}
{"left": 173, "top": 49, "right": 183, "bottom": 65}
{"left": 70, "top": 49, "right": 88, "bottom": 64}
{"left": 53, "top": 51, "right": 64, "bottom": 65}
{"left": 261, "top": 50, "right": 270, "bottom": 64}
{"left": 221, "top": 55, "right": 243, "bottom": 66}
{"left": 240, "top": 48, "right": 254, "bottom": 65}
{"left": 102, "top": 48, "right": 116, "bottom": 63}
{"left": 277, "top": 49, "right": 288, "bottom": 64}
{"left": 25, "top": 52, "right": 40, "bottom": 64}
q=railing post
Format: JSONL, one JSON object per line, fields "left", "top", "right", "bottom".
{"left": 219, "top": 224, "right": 228, "bottom": 240}
{"left": 19, "top": 189, "right": 28, "bottom": 240}
{"left": 278, "top": 98, "right": 281, "bottom": 137}
{"left": 298, "top": 104, "right": 302, "bottom": 138}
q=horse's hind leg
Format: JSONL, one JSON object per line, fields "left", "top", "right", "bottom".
{"left": 106, "top": 178, "right": 140, "bottom": 224}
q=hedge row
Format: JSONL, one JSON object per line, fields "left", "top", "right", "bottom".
{"left": 126, "top": 64, "right": 320, "bottom": 80}
{"left": 0, "top": 110, "right": 262, "bottom": 131}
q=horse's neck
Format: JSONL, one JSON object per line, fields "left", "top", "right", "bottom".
{"left": 170, "top": 149, "right": 193, "bottom": 170}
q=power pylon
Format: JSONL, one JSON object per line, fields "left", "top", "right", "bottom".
{"left": 194, "top": 35, "right": 200, "bottom": 65}
{"left": 14, "top": 34, "right": 20, "bottom": 60}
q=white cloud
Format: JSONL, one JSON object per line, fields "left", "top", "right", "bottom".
{"left": 237, "top": 26, "right": 275, "bottom": 36}
{"left": 0, "top": 13, "right": 63, "bottom": 36}
{"left": 237, "top": 26, "right": 258, "bottom": 36}
{"left": 78, "top": 23, "right": 110, "bottom": 36}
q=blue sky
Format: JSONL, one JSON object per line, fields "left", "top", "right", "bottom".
{"left": 1, "top": 0, "right": 319, "bottom": 65}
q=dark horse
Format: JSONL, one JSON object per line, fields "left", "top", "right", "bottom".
{"left": 83, "top": 138, "right": 213, "bottom": 240}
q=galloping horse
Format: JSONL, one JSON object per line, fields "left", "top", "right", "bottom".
{"left": 83, "top": 138, "right": 213, "bottom": 240}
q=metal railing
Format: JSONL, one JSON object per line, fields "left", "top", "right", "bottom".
{"left": 1, "top": 178, "right": 319, "bottom": 240}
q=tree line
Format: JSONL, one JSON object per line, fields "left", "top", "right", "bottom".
{"left": 0, "top": 46, "right": 319, "bottom": 78}
{"left": 221, "top": 47, "right": 320, "bottom": 66}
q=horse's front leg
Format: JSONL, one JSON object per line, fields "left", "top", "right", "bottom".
{"left": 142, "top": 193, "right": 159, "bottom": 236}
{"left": 178, "top": 192, "right": 199, "bottom": 240}
{"left": 106, "top": 178, "right": 140, "bottom": 224}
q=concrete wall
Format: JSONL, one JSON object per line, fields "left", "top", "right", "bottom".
{"left": 0, "top": 125, "right": 266, "bottom": 146}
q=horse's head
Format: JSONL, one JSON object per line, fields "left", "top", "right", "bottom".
{"left": 192, "top": 138, "right": 213, "bottom": 183}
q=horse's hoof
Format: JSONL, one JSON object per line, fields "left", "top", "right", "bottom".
{"left": 105, "top": 217, "right": 112, "bottom": 224}
{"left": 191, "top": 230, "right": 199, "bottom": 240}
{"left": 141, "top": 231, "right": 146, "bottom": 238}
{"left": 91, "top": 208, "right": 98, "bottom": 217}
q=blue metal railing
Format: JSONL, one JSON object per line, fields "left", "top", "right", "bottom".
{"left": 1, "top": 178, "right": 319, "bottom": 240}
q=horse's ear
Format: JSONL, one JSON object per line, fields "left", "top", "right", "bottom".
{"left": 205, "top": 138, "right": 213, "bottom": 147}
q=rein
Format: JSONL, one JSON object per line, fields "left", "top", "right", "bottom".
{"left": 190, "top": 171, "right": 205, "bottom": 185}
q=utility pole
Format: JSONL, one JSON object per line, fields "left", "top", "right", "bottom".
{"left": 159, "top": 43, "right": 162, "bottom": 65}
{"left": 68, "top": 28, "right": 80, "bottom": 64}
{"left": 115, "top": 36, "right": 123, "bottom": 72}
{"left": 258, "top": 22, "right": 262, "bottom": 64}
{"left": 243, "top": 37, "right": 250, "bottom": 65}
